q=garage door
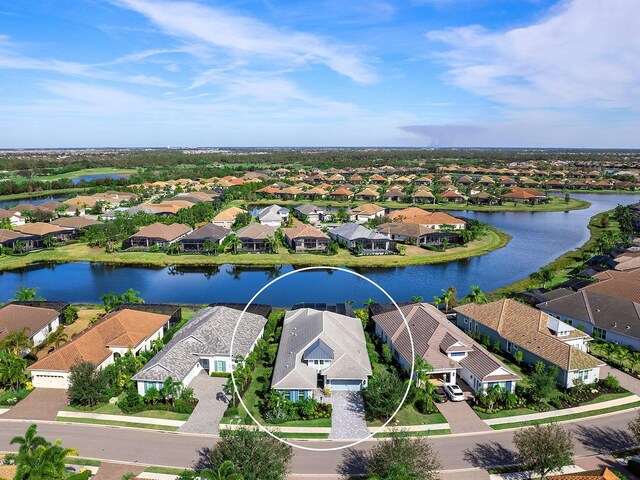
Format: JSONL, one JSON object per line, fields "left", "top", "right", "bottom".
{"left": 330, "top": 380, "right": 363, "bottom": 391}
{"left": 32, "top": 374, "right": 67, "bottom": 389}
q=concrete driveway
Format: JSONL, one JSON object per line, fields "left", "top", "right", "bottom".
{"left": 436, "top": 399, "right": 491, "bottom": 434}
{"left": 178, "top": 373, "right": 228, "bottom": 434}
{"left": 2, "top": 388, "right": 68, "bottom": 421}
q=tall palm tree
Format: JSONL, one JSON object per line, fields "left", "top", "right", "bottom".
{"left": 13, "top": 240, "right": 27, "bottom": 254}
{"left": 43, "top": 236, "right": 55, "bottom": 249}
{"left": 264, "top": 235, "right": 277, "bottom": 254}
{"left": 225, "top": 234, "right": 242, "bottom": 255}
{"left": 160, "top": 377, "right": 182, "bottom": 407}
{"left": 10, "top": 424, "right": 48, "bottom": 458}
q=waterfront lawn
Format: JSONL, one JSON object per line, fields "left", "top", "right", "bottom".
{"left": 0, "top": 227, "right": 507, "bottom": 271}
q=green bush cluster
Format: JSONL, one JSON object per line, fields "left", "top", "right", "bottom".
{"left": 261, "top": 393, "right": 331, "bottom": 424}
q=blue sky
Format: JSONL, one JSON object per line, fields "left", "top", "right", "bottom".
{"left": 0, "top": 0, "right": 639, "bottom": 148}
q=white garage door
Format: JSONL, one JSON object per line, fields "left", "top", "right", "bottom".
{"left": 32, "top": 374, "right": 67, "bottom": 389}
{"left": 330, "top": 380, "right": 363, "bottom": 391}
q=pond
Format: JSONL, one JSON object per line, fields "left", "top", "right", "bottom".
{"left": 0, "top": 193, "right": 638, "bottom": 306}
{"left": 0, "top": 195, "right": 68, "bottom": 209}
{"left": 71, "top": 173, "right": 130, "bottom": 184}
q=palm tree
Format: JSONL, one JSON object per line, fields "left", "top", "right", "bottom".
{"left": 160, "top": 377, "right": 182, "bottom": 407}
{"left": 465, "top": 285, "right": 488, "bottom": 304}
{"left": 13, "top": 240, "right": 27, "bottom": 254}
{"left": 432, "top": 295, "right": 443, "bottom": 309}
{"left": 213, "top": 460, "right": 244, "bottom": 480}
{"left": 0, "top": 352, "right": 28, "bottom": 391}
{"left": 45, "top": 326, "right": 68, "bottom": 349}
{"left": 414, "top": 356, "right": 433, "bottom": 388}
{"left": 441, "top": 287, "right": 456, "bottom": 312}
{"left": 264, "top": 235, "right": 277, "bottom": 254}
{"left": 10, "top": 424, "right": 48, "bottom": 458}
{"left": 225, "top": 234, "right": 242, "bottom": 255}
{"left": 530, "top": 265, "right": 555, "bottom": 288}
{"left": 411, "top": 296, "right": 424, "bottom": 303}
{"left": 0, "top": 328, "right": 34, "bottom": 356}
{"left": 43, "top": 236, "right": 55, "bottom": 249}
{"left": 203, "top": 239, "right": 219, "bottom": 255}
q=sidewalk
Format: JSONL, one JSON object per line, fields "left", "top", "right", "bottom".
{"left": 367, "top": 423, "right": 450, "bottom": 433}
{"left": 56, "top": 410, "right": 185, "bottom": 427}
{"left": 484, "top": 394, "right": 640, "bottom": 426}
{"left": 489, "top": 465, "right": 585, "bottom": 480}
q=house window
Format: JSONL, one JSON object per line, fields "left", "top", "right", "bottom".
{"left": 450, "top": 352, "right": 465, "bottom": 358}
{"left": 576, "top": 370, "right": 590, "bottom": 381}
{"left": 113, "top": 353, "right": 121, "bottom": 360}
{"left": 593, "top": 327, "right": 607, "bottom": 340}
{"left": 463, "top": 318, "right": 468, "bottom": 324}
{"left": 214, "top": 360, "right": 226, "bottom": 372}
{"left": 200, "top": 359, "right": 210, "bottom": 371}
{"left": 506, "top": 342, "right": 512, "bottom": 353}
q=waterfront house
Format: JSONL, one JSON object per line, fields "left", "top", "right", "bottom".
{"left": 124, "top": 223, "right": 192, "bottom": 249}
{"left": 133, "top": 306, "right": 267, "bottom": 394}
{"left": 271, "top": 308, "right": 372, "bottom": 400}
{"left": 0, "top": 208, "right": 25, "bottom": 227}
{"left": 284, "top": 224, "right": 330, "bottom": 252}
{"left": 236, "top": 223, "right": 276, "bottom": 253}
{"left": 0, "top": 304, "right": 61, "bottom": 351}
{"left": 294, "top": 204, "right": 329, "bottom": 224}
{"left": 179, "top": 223, "right": 230, "bottom": 252}
{"left": 16, "top": 222, "right": 72, "bottom": 245}
{"left": 0, "top": 229, "right": 37, "bottom": 252}
{"left": 455, "top": 299, "right": 603, "bottom": 388}
{"left": 29, "top": 309, "right": 170, "bottom": 389}
{"left": 212, "top": 206, "right": 247, "bottom": 228}
{"left": 50, "top": 216, "right": 104, "bottom": 236}
{"left": 347, "top": 203, "right": 386, "bottom": 223}
{"left": 328, "top": 223, "right": 394, "bottom": 254}
{"left": 373, "top": 303, "right": 519, "bottom": 392}
{"left": 388, "top": 208, "right": 466, "bottom": 230}
{"left": 354, "top": 187, "right": 379, "bottom": 202}
{"left": 258, "top": 205, "right": 289, "bottom": 227}
{"left": 376, "top": 222, "right": 459, "bottom": 247}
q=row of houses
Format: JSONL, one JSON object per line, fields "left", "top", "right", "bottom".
{"left": 0, "top": 217, "right": 104, "bottom": 251}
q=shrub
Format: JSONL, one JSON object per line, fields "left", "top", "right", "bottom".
{"left": 599, "top": 374, "right": 621, "bottom": 391}
{"left": 172, "top": 398, "right": 195, "bottom": 414}
{"left": 381, "top": 343, "right": 393, "bottom": 364}
{"left": 224, "top": 406, "right": 239, "bottom": 417}
{"left": 118, "top": 386, "right": 145, "bottom": 414}
{"left": 211, "top": 371, "right": 231, "bottom": 378}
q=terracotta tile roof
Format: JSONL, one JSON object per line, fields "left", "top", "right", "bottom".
{"left": 0, "top": 464, "right": 16, "bottom": 480}
{"left": 130, "top": 223, "right": 191, "bottom": 241}
{"left": 213, "top": 206, "right": 246, "bottom": 222}
{"left": 16, "top": 222, "right": 69, "bottom": 236}
{"left": 28, "top": 309, "right": 170, "bottom": 372}
{"left": 377, "top": 222, "right": 436, "bottom": 238}
{"left": 455, "top": 299, "right": 602, "bottom": 372}
{"left": 284, "top": 224, "right": 329, "bottom": 240}
{"left": 0, "top": 304, "right": 59, "bottom": 342}
{"left": 330, "top": 187, "right": 354, "bottom": 196}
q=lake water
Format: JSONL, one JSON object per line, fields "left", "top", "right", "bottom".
{"left": 71, "top": 174, "right": 129, "bottom": 184}
{"left": 1, "top": 193, "right": 638, "bottom": 306}
{"left": 0, "top": 195, "right": 68, "bottom": 209}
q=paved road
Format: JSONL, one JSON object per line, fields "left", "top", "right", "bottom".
{"left": 1, "top": 407, "right": 638, "bottom": 475}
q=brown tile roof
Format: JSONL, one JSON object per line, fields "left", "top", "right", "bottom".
{"left": 581, "top": 268, "right": 640, "bottom": 303}
{"left": 284, "top": 224, "right": 329, "bottom": 240}
{"left": 16, "top": 222, "right": 69, "bottom": 236}
{"left": 0, "top": 304, "right": 59, "bottom": 342}
{"left": 130, "top": 223, "right": 191, "bottom": 241}
{"left": 373, "top": 303, "right": 518, "bottom": 382}
{"left": 50, "top": 217, "right": 104, "bottom": 229}
{"left": 236, "top": 223, "right": 276, "bottom": 240}
{"left": 0, "top": 464, "right": 16, "bottom": 480}
{"left": 547, "top": 468, "right": 620, "bottom": 480}
{"left": 0, "top": 228, "right": 32, "bottom": 243}
{"left": 455, "top": 299, "right": 602, "bottom": 372}
{"left": 330, "top": 187, "right": 354, "bottom": 196}
{"left": 376, "top": 222, "right": 436, "bottom": 238}
{"left": 213, "top": 206, "right": 246, "bottom": 222}
{"left": 29, "top": 309, "right": 170, "bottom": 372}
{"left": 348, "top": 203, "right": 385, "bottom": 216}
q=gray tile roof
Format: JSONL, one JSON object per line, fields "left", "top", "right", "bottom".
{"left": 181, "top": 223, "right": 230, "bottom": 241}
{"left": 132, "top": 306, "right": 267, "bottom": 384}
{"left": 328, "top": 223, "right": 389, "bottom": 241}
{"left": 294, "top": 204, "right": 324, "bottom": 215}
{"left": 272, "top": 309, "right": 372, "bottom": 390}
{"left": 258, "top": 204, "right": 288, "bottom": 223}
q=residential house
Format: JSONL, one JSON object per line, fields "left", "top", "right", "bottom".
{"left": 50, "top": 216, "right": 104, "bottom": 236}
{"left": 179, "top": 223, "right": 230, "bottom": 252}
{"left": 412, "top": 188, "right": 436, "bottom": 204}
{"left": 373, "top": 303, "right": 519, "bottom": 392}
{"left": 212, "top": 206, "right": 247, "bottom": 228}
{"left": 294, "top": 204, "right": 329, "bottom": 224}
{"left": 501, "top": 187, "right": 548, "bottom": 205}
{"left": 354, "top": 187, "right": 379, "bottom": 202}
{"left": 328, "top": 223, "right": 394, "bottom": 254}
{"left": 236, "top": 223, "right": 276, "bottom": 253}
{"left": 455, "top": 299, "right": 603, "bottom": 388}
{"left": 0, "top": 229, "right": 37, "bottom": 252}
{"left": 0, "top": 304, "right": 61, "bottom": 351}
{"left": 376, "top": 222, "right": 459, "bottom": 247}
{"left": 329, "top": 187, "right": 354, "bottom": 201}
{"left": 538, "top": 288, "right": 640, "bottom": 351}
{"left": 132, "top": 306, "right": 267, "bottom": 395}
{"left": 440, "top": 189, "right": 466, "bottom": 203}
{"left": 300, "top": 186, "right": 329, "bottom": 199}
{"left": 271, "top": 308, "right": 372, "bottom": 400}
{"left": 347, "top": 203, "right": 386, "bottom": 223}
{"left": 16, "top": 222, "right": 72, "bottom": 245}
{"left": 284, "top": 224, "right": 330, "bottom": 252}
{"left": 124, "top": 223, "right": 192, "bottom": 249}
{"left": 258, "top": 205, "right": 289, "bottom": 227}
{"left": 383, "top": 187, "right": 404, "bottom": 202}
{"left": 388, "top": 208, "right": 466, "bottom": 230}
{"left": 0, "top": 208, "right": 25, "bottom": 227}
{"left": 28, "top": 309, "right": 170, "bottom": 389}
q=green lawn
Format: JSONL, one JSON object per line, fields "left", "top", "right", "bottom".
{"left": 5, "top": 167, "right": 138, "bottom": 184}
{"left": 145, "top": 466, "right": 189, "bottom": 475}
{"left": 581, "top": 391, "right": 633, "bottom": 406}
{"left": 474, "top": 407, "right": 537, "bottom": 420}
{"left": 61, "top": 404, "right": 190, "bottom": 421}
{"left": 274, "top": 432, "right": 330, "bottom": 439}
{"left": 491, "top": 400, "right": 640, "bottom": 430}
{"left": 373, "top": 429, "right": 451, "bottom": 438}
{"left": 0, "top": 227, "right": 508, "bottom": 271}
{"left": 367, "top": 404, "right": 447, "bottom": 427}
{"left": 65, "top": 458, "right": 102, "bottom": 467}
{"left": 56, "top": 416, "right": 179, "bottom": 431}
{"left": 276, "top": 418, "right": 331, "bottom": 427}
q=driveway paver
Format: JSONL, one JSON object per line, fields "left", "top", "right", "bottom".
{"left": 92, "top": 462, "right": 144, "bottom": 480}
{"left": 177, "top": 373, "right": 228, "bottom": 434}
{"left": 436, "top": 399, "right": 491, "bottom": 434}
{"left": 2, "top": 388, "right": 68, "bottom": 421}
{"left": 326, "top": 391, "right": 369, "bottom": 440}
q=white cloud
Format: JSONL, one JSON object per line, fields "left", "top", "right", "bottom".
{"left": 116, "top": 0, "right": 377, "bottom": 83}
{"left": 427, "top": 0, "right": 640, "bottom": 110}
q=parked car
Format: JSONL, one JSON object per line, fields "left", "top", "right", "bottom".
{"left": 435, "top": 387, "right": 448, "bottom": 403}
{"left": 443, "top": 383, "right": 465, "bottom": 402}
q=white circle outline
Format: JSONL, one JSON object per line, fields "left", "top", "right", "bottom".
{"left": 229, "top": 266, "right": 416, "bottom": 452}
